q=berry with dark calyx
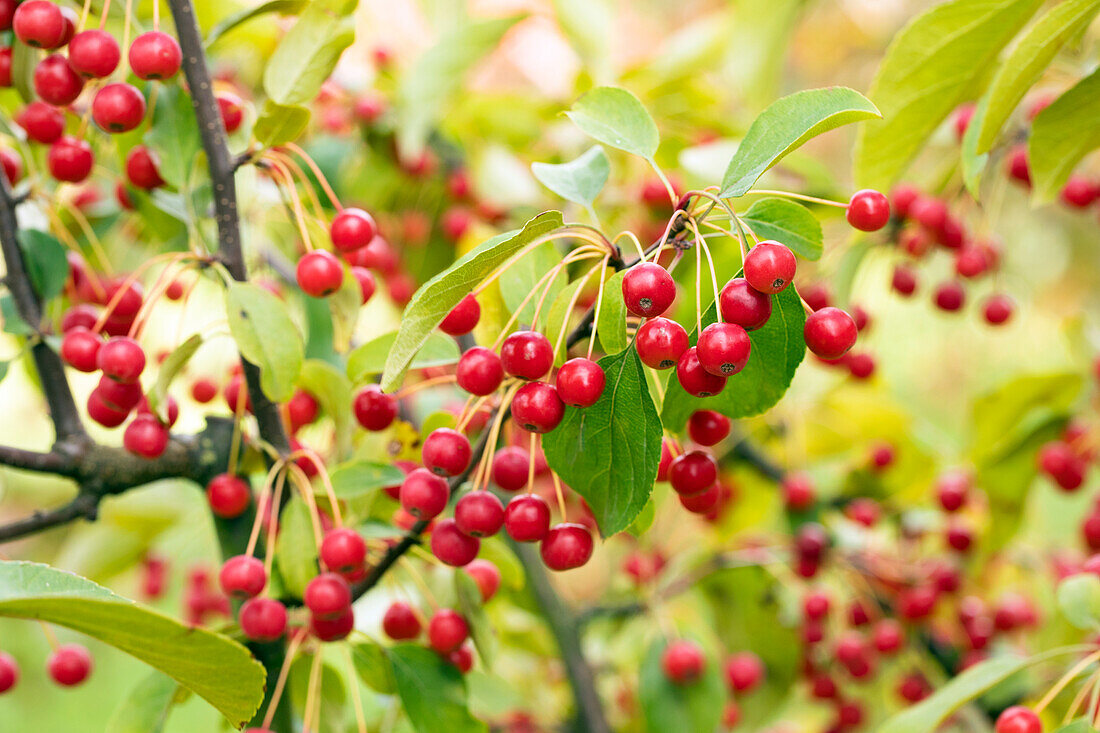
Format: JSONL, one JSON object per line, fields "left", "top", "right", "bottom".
{"left": 440, "top": 295, "right": 481, "bottom": 336}
{"left": 206, "top": 473, "right": 251, "bottom": 518}
{"left": 501, "top": 330, "right": 553, "bottom": 380}
{"left": 219, "top": 555, "right": 266, "bottom": 598}
{"left": 511, "top": 381, "right": 564, "bottom": 434}
{"left": 428, "top": 610, "right": 469, "bottom": 654}
{"left": 217, "top": 92, "right": 244, "bottom": 133}
{"left": 504, "top": 494, "right": 551, "bottom": 542}
{"left": 296, "top": 250, "right": 344, "bottom": 297}
{"left": 983, "top": 294, "right": 1014, "bottom": 325}
{"left": 555, "top": 357, "right": 605, "bottom": 407}
{"left": 353, "top": 384, "right": 397, "bottom": 431}
{"left": 311, "top": 608, "right": 355, "bottom": 642}
{"left": 128, "top": 31, "right": 182, "bottom": 80}
{"left": 635, "top": 317, "right": 688, "bottom": 369}
{"left": 668, "top": 450, "right": 717, "bottom": 496}
{"left": 622, "top": 262, "right": 676, "bottom": 317}
{"left": 383, "top": 602, "right": 421, "bottom": 640}
{"left": 541, "top": 523, "right": 594, "bottom": 570}
{"left": 123, "top": 414, "right": 169, "bottom": 458}
{"left": 804, "top": 307, "right": 857, "bottom": 360}
{"left": 687, "top": 409, "right": 730, "bottom": 446}
{"left": 239, "top": 598, "right": 287, "bottom": 642}
{"left": 61, "top": 328, "right": 102, "bottom": 372}
{"left": 743, "top": 241, "right": 796, "bottom": 294}
{"left": 34, "top": 54, "right": 84, "bottom": 106}
{"left": 47, "top": 136, "right": 93, "bottom": 183}
{"left": 456, "top": 346, "right": 504, "bottom": 396}
{"left": 934, "top": 281, "right": 966, "bottom": 312}
{"left": 13, "top": 1, "right": 65, "bottom": 48}
{"left": 423, "top": 428, "right": 472, "bottom": 478}
{"left": 994, "top": 706, "right": 1041, "bottom": 733}
{"left": 320, "top": 528, "right": 367, "bottom": 574}
{"left": 97, "top": 336, "right": 146, "bottom": 383}
{"left": 125, "top": 145, "right": 165, "bottom": 189}
{"left": 431, "top": 518, "right": 481, "bottom": 566}
{"left": 48, "top": 645, "right": 92, "bottom": 686}
{"left": 400, "top": 468, "right": 449, "bottom": 520}
{"left": 719, "top": 277, "right": 772, "bottom": 330}
{"left": 465, "top": 559, "right": 501, "bottom": 602}
{"left": 455, "top": 490, "right": 505, "bottom": 538}
{"left": 330, "top": 208, "right": 377, "bottom": 252}
{"left": 68, "top": 29, "right": 120, "bottom": 78}
{"left": 304, "top": 572, "right": 352, "bottom": 620}
{"left": 661, "top": 640, "right": 705, "bottom": 684}
{"left": 697, "top": 322, "right": 750, "bottom": 377}
{"left": 676, "top": 346, "right": 726, "bottom": 397}
{"left": 0, "top": 652, "right": 18, "bottom": 693}
{"left": 16, "top": 101, "right": 65, "bottom": 143}
{"left": 846, "top": 189, "right": 891, "bottom": 231}
{"left": 491, "top": 446, "right": 529, "bottom": 491}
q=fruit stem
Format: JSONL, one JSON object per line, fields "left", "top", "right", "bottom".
{"left": 552, "top": 264, "right": 600, "bottom": 361}
{"left": 551, "top": 466, "right": 567, "bottom": 519}
{"left": 399, "top": 556, "right": 440, "bottom": 610}
{"left": 585, "top": 255, "right": 612, "bottom": 360}
{"left": 1035, "top": 648, "right": 1100, "bottom": 713}
{"left": 750, "top": 189, "right": 848, "bottom": 208}
{"left": 261, "top": 629, "right": 305, "bottom": 730}
{"left": 612, "top": 230, "right": 646, "bottom": 261}
{"left": 343, "top": 646, "right": 368, "bottom": 733}
{"left": 394, "top": 374, "right": 458, "bottom": 399}
{"left": 286, "top": 143, "right": 344, "bottom": 213}
{"left": 264, "top": 154, "right": 316, "bottom": 252}
{"left": 300, "top": 648, "right": 324, "bottom": 733}
{"left": 649, "top": 161, "right": 677, "bottom": 206}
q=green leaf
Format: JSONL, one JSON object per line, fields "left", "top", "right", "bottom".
{"left": 970, "top": 372, "right": 1083, "bottom": 466}
{"left": 722, "top": 87, "right": 879, "bottom": 198}
{"left": 205, "top": 0, "right": 307, "bottom": 47}
{"left": 17, "top": 229, "right": 69, "bottom": 301}
{"left": 108, "top": 672, "right": 186, "bottom": 733}
{"left": 853, "top": 0, "right": 1044, "bottom": 190}
{"left": 595, "top": 270, "right": 628, "bottom": 354}
{"left": 148, "top": 334, "right": 203, "bottom": 419}
{"left": 0, "top": 294, "right": 32, "bottom": 335}
{"left": 740, "top": 198, "right": 824, "bottom": 260}
{"left": 297, "top": 359, "right": 353, "bottom": 453}
{"left": 1029, "top": 68, "right": 1100, "bottom": 202}
{"left": 396, "top": 16, "right": 522, "bottom": 157}
{"left": 263, "top": 0, "right": 357, "bottom": 106}
{"left": 455, "top": 571, "right": 496, "bottom": 669}
{"left": 253, "top": 100, "right": 311, "bottom": 147}
{"left": 961, "top": 96, "right": 991, "bottom": 197}
{"left": 661, "top": 287, "right": 806, "bottom": 430}
{"left": 329, "top": 460, "right": 406, "bottom": 499}
{"left": 543, "top": 348, "right": 661, "bottom": 535}
{"left": 1058, "top": 574, "right": 1100, "bottom": 630}
{"left": 1055, "top": 720, "right": 1095, "bottom": 733}
{"left": 349, "top": 330, "right": 460, "bottom": 383}
{"left": 144, "top": 85, "right": 201, "bottom": 190}
{"left": 879, "top": 654, "right": 1032, "bottom": 733}
{"left": 386, "top": 644, "right": 488, "bottom": 733}
{"left": 328, "top": 269, "right": 363, "bottom": 354}
{"left": 499, "top": 241, "right": 567, "bottom": 328}
{"left": 275, "top": 497, "right": 319, "bottom": 597}
{"left": 565, "top": 87, "right": 658, "bottom": 160}
{"left": 531, "top": 145, "right": 610, "bottom": 207}
{"left": 639, "top": 639, "right": 724, "bottom": 733}
{"left": 0, "top": 561, "right": 264, "bottom": 727}
{"left": 10, "top": 42, "right": 37, "bottom": 103}
{"left": 976, "top": 0, "right": 1100, "bottom": 153}
{"left": 225, "top": 282, "right": 304, "bottom": 402}
{"left": 350, "top": 640, "right": 395, "bottom": 693}
{"left": 380, "top": 211, "right": 564, "bottom": 391}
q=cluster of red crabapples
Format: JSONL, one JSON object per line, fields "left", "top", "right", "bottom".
{"left": 660, "top": 642, "right": 768, "bottom": 730}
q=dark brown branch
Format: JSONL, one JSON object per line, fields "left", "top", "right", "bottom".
{"left": 0, "top": 493, "right": 98, "bottom": 542}
{"left": 0, "top": 445, "right": 77, "bottom": 476}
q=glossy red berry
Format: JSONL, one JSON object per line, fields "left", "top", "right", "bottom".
{"left": 125, "top": 145, "right": 165, "bottom": 189}
{"left": 123, "top": 414, "right": 169, "bottom": 458}
{"left": 310, "top": 608, "right": 355, "bottom": 642}
{"left": 48, "top": 645, "right": 92, "bottom": 686}
{"left": 803, "top": 307, "right": 857, "bottom": 360}
{"left": 97, "top": 375, "right": 142, "bottom": 411}
{"left": 555, "top": 358, "right": 605, "bottom": 407}
{"left": 382, "top": 601, "right": 421, "bottom": 640}
{"left": 501, "top": 330, "right": 553, "bottom": 380}
{"left": 540, "top": 522, "right": 594, "bottom": 570}
{"left": 217, "top": 92, "right": 244, "bottom": 133}
{"left": 87, "top": 389, "right": 129, "bottom": 428}
{"left": 676, "top": 347, "right": 726, "bottom": 397}
{"left": 34, "top": 54, "right": 83, "bottom": 106}
{"left": 353, "top": 384, "right": 397, "bottom": 431}
{"left": 440, "top": 295, "right": 481, "bottom": 336}
{"left": 782, "top": 473, "right": 816, "bottom": 510}
{"left": 934, "top": 281, "right": 966, "bottom": 312}
{"left": 724, "top": 652, "right": 764, "bottom": 693}
{"left": 622, "top": 262, "right": 675, "bottom": 317}
{"left": 431, "top": 518, "right": 480, "bottom": 567}
{"left": 219, "top": 555, "right": 266, "bottom": 598}
{"left": 1061, "top": 174, "right": 1097, "bottom": 208}
{"left": 719, "top": 277, "right": 771, "bottom": 330}
{"left": 329, "top": 208, "right": 376, "bottom": 252}
{"left": 348, "top": 266, "right": 376, "bottom": 305}
{"left": 304, "top": 572, "right": 352, "bottom": 619}
{"left": 454, "top": 490, "right": 505, "bottom": 538}
{"left": 504, "top": 494, "right": 551, "bottom": 542}
{"left": 399, "top": 467, "right": 449, "bottom": 520}
{"left": 0, "top": 652, "right": 18, "bottom": 693}
{"left": 67, "top": 29, "right": 119, "bottom": 78}
{"left": 239, "top": 598, "right": 287, "bottom": 642}
{"left": 491, "top": 446, "right": 529, "bottom": 491}
{"left": 15, "top": 101, "right": 64, "bottom": 143}
{"left": 668, "top": 450, "right": 717, "bottom": 496}
{"left": 994, "top": 706, "right": 1041, "bottom": 733}
{"left": 686, "top": 410, "right": 729, "bottom": 448}
{"left": 456, "top": 347, "right": 503, "bottom": 396}
{"left": 428, "top": 609, "right": 468, "bottom": 654}
{"left": 13, "top": 1, "right": 64, "bottom": 48}
{"left": 635, "top": 317, "right": 688, "bottom": 369}
{"left": 743, "top": 241, "right": 796, "bottom": 294}
{"left": 661, "top": 640, "right": 705, "bottom": 684}
{"left": 206, "top": 473, "right": 251, "bottom": 518}
{"left": 61, "top": 328, "right": 102, "bottom": 372}
{"left": 423, "top": 428, "right": 472, "bottom": 477}
{"left": 697, "top": 322, "right": 750, "bottom": 377}
{"left": 892, "top": 264, "right": 918, "bottom": 296}
{"left": 465, "top": 559, "right": 501, "bottom": 602}
{"left": 320, "top": 528, "right": 367, "bottom": 574}
{"left": 128, "top": 31, "right": 182, "bottom": 79}
{"left": 846, "top": 189, "right": 891, "bottom": 231}
{"left": 97, "top": 336, "right": 146, "bottom": 383}
{"left": 47, "top": 136, "right": 93, "bottom": 183}
{"left": 511, "top": 381, "right": 565, "bottom": 433}
{"left": 983, "top": 294, "right": 1014, "bottom": 325}
{"left": 296, "top": 250, "right": 344, "bottom": 297}
{"left": 678, "top": 482, "right": 721, "bottom": 514}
